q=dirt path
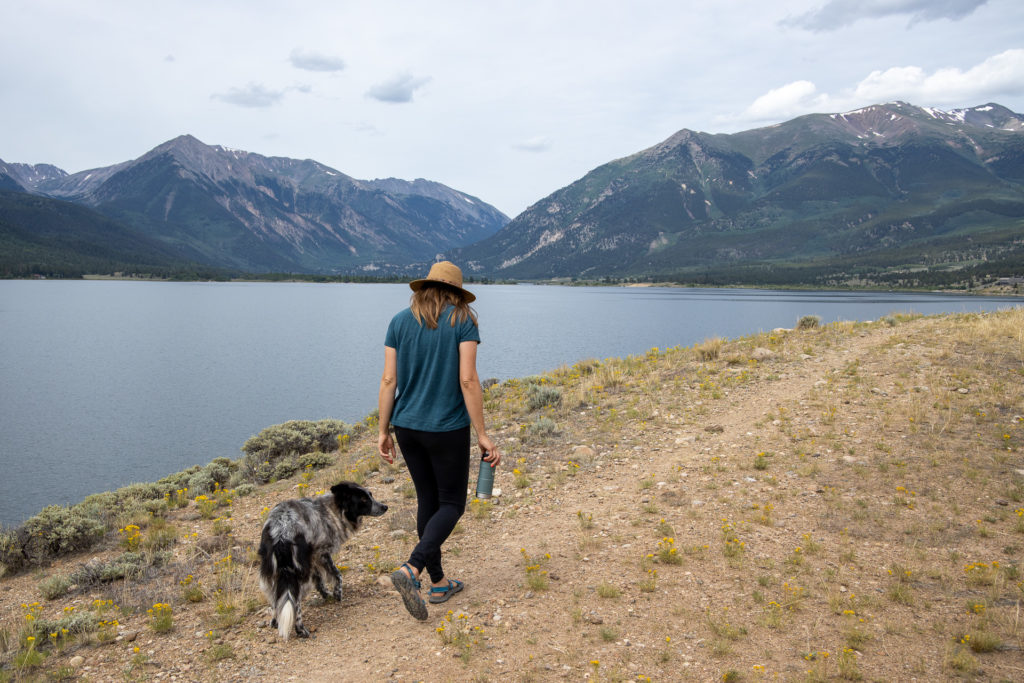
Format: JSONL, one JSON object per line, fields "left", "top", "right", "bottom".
{"left": 277, "top": 326, "right": 896, "bottom": 681}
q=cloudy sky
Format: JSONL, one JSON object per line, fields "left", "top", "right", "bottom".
{"left": 2, "top": 0, "right": 1022, "bottom": 217}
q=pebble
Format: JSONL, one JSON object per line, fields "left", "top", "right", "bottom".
{"left": 69, "top": 656, "right": 84, "bottom": 667}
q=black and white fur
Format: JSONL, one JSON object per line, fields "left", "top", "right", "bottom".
{"left": 258, "top": 481, "right": 387, "bottom": 639}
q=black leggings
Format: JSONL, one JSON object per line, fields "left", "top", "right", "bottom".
{"left": 394, "top": 425, "right": 470, "bottom": 584}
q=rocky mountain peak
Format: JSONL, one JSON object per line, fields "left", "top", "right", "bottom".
{"left": 0, "top": 161, "right": 68, "bottom": 190}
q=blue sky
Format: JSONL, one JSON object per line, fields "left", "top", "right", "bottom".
{"left": 2, "top": 0, "right": 1022, "bottom": 217}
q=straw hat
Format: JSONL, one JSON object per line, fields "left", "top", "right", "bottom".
{"left": 409, "top": 261, "right": 476, "bottom": 302}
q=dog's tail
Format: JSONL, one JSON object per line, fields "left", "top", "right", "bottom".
{"left": 272, "top": 535, "right": 310, "bottom": 640}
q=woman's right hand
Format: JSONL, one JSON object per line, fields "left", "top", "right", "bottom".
{"left": 479, "top": 434, "right": 500, "bottom": 467}
{"left": 378, "top": 431, "right": 396, "bottom": 464}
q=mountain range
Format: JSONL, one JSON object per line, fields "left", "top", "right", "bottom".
{"left": 3, "top": 102, "right": 1023, "bottom": 285}
{"left": 0, "top": 135, "right": 508, "bottom": 276}
{"left": 455, "top": 102, "right": 1024, "bottom": 285}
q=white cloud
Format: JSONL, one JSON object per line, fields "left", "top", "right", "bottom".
{"left": 289, "top": 48, "right": 345, "bottom": 73}
{"left": 744, "top": 80, "right": 828, "bottom": 121}
{"left": 366, "top": 72, "right": 431, "bottom": 103}
{"left": 785, "top": 0, "right": 989, "bottom": 32}
{"left": 212, "top": 83, "right": 286, "bottom": 108}
{"left": 512, "top": 136, "right": 552, "bottom": 153}
{"left": 852, "top": 48, "right": 1024, "bottom": 103}
{"left": 738, "top": 49, "right": 1024, "bottom": 123}
{"left": 211, "top": 82, "right": 313, "bottom": 108}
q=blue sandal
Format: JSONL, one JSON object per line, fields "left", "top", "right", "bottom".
{"left": 428, "top": 578, "right": 465, "bottom": 604}
{"left": 391, "top": 563, "right": 428, "bottom": 620}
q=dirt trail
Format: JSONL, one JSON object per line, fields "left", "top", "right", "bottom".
{"left": 277, "top": 327, "right": 895, "bottom": 682}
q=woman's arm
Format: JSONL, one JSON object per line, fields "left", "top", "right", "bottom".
{"left": 459, "top": 340, "right": 500, "bottom": 466}
{"left": 378, "top": 346, "right": 398, "bottom": 463}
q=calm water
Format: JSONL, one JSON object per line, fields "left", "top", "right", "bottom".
{"left": 1, "top": 280, "right": 1021, "bottom": 525}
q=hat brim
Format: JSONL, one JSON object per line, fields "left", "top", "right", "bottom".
{"left": 409, "top": 278, "right": 476, "bottom": 303}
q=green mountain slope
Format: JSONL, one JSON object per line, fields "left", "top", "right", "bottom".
{"left": 454, "top": 102, "right": 1024, "bottom": 285}
{"left": 0, "top": 190, "right": 209, "bottom": 278}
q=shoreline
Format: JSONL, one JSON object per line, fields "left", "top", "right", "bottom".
{"left": 14, "top": 274, "right": 1024, "bottom": 297}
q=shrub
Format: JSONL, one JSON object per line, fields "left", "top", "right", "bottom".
{"left": 298, "top": 452, "right": 333, "bottom": 470}
{"left": 19, "top": 505, "right": 106, "bottom": 562}
{"left": 797, "top": 315, "right": 822, "bottom": 329}
{"left": 273, "top": 457, "right": 299, "bottom": 481}
{"left": 241, "top": 419, "right": 351, "bottom": 484}
{"left": 529, "top": 417, "right": 558, "bottom": 436}
{"left": 39, "top": 574, "right": 72, "bottom": 600}
{"left": 527, "top": 383, "right": 562, "bottom": 411}
{"left": 187, "top": 469, "right": 217, "bottom": 496}
{"left": 233, "top": 483, "right": 256, "bottom": 498}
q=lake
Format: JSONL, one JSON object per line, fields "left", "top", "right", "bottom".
{"left": 1, "top": 280, "right": 1021, "bottom": 525}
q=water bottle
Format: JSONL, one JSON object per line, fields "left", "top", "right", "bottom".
{"left": 476, "top": 452, "right": 494, "bottom": 499}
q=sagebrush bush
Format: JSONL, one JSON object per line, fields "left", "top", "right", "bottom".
{"left": 241, "top": 419, "right": 351, "bottom": 483}
{"left": 797, "top": 314, "right": 822, "bottom": 329}
{"left": 69, "top": 551, "right": 172, "bottom": 586}
{"left": 19, "top": 505, "right": 106, "bottom": 562}
{"left": 529, "top": 417, "right": 558, "bottom": 436}
{"left": 299, "top": 451, "right": 334, "bottom": 470}
{"left": 38, "top": 573, "right": 72, "bottom": 600}
{"left": 233, "top": 483, "right": 256, "bottom": 498}
{"left": 527, "top": 383, "right": 562, "bottom": 411}
{"left": 273, "top": 457, "right": 299, "bottom": 481}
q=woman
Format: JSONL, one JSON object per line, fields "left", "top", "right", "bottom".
{"left": 377, "top": 261, "right": 501, "bottom": 620}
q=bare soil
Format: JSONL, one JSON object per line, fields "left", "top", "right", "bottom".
{"left": 2, "top": 310, "right": 1023, "bottom": 682}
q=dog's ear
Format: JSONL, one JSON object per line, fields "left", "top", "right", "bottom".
{"left": 331, "top": 481, "right": 367, "bottom": 524}
{"left": 330, "top": 481, "right": 355, "bottom": 500}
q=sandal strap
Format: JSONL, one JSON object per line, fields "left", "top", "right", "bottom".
{"left": 401, "top": 563, "right": 421, "bottom": 588}
{"left": 430, "top": 578, "right": 462, "bottom": 593}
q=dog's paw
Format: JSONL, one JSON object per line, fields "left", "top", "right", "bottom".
{"left": 296, "top": 625, "right": 311, "bottom": 638}
{"left": 270, "top": 618, "right": 278, "bottom": 629}
{"left": 333, "top": 587, "right": 343, "bottom": 601}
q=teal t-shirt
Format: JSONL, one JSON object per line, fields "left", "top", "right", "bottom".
{"left": 385, "top": 305, "right": 481, "bottom": 432}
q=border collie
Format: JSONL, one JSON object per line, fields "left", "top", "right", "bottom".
{"left": 258, "top": 481, "right": 387, "bottom": 639}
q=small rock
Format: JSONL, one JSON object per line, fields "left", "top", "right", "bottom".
{"left": 375, "top": 575, "right": 393, "bottom": 587}
{"left": 389, "top": 529, "right": 408, "bottom": 539}
{"left": 69, "top": 656, "right": 84, "bottom": 668}
{"left": 704, "top": 425, "right": 724, "bottom": 434}
{"left": 584, "top": 612, "right": 604, "bottom": 625}
{"left": 123, "top": 630, "right": 139, "bottom": 642}
{"left": 571, "top": 445, "right": 596, "bottom": 460}
{"left": 751, "top": 347, "right": 774, "bottom": 360}
{"left": 957, "top": 387, "right": 969, "bottom": 394}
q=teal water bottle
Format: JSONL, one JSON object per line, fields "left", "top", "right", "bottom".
{"left": 476, "top": 452, "right": 494, "bottom": 499}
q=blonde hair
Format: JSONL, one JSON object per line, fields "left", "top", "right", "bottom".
{"left": 410, "top": 284, "right": 478, "bottom": 329}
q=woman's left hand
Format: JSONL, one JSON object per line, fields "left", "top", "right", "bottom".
{"left": 378, "top": 431, "right": 396, "bottom": 464}
{"left": 479, "top": 434, "right": 500, "bottom": 467}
